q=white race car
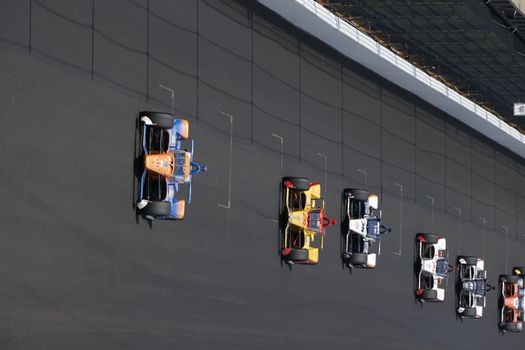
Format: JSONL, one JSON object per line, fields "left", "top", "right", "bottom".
{"left": 456, "top": 256, "right": 488, "bottom": 319}
{"left": 415, "top": 233, "right": 452, "bottom": 302}
{"left": 341, "top": 189, "right": 391, "bottom": 269}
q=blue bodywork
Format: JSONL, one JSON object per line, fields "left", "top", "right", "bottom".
{"left": 436, "top": 259, "right": 450, "bottom": 277}
{"left": 343, "top": 195, "right": 392, "bottom": 268}
{"left": 365, "top": 218, "right": 390, "bottom": 240}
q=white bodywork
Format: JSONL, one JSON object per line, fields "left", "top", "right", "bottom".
{"left": 458, "top": 257, "right": 485, "bottom": 272}
{"left": 344, "top": 193, "right": 384, "bottom": 268}
{"left": 140, "top": 115, "right": 153, "bottom": 125}
{"left": 349, "top": 219, "right": 364, "bottom": 235}
{"left": 421, "top": 259, "right": 438, "bottom": 274}
{"left": 136, "top": 199, "right": 149, "bottom": 209}
{"left": 366, "top": 253, "right": 377, "bottom": 268}
{"left": 418, "top": 273, "right": 446, "bottom": 302}
{"left": 476, "top": 305, "right": 484, "bottom": 317}
{"left": 418, "top": 237, "right": 446, "bottom": 264}
{"left": 457, "top": 257, "right": 487, "bottom": 318}
{"left": 349, "top": 219, "right": 368, "bottom": 236}
{"left": 435, "top": 237, "right": 446, "bottom": 250}
{"left": 346, "top": 194, "right": 381, "bottom": 242}
{"left": 477, "top": 260, "right": 485, "bottom": 271}
{"left": 417, "top": 235, "right": 448, "bottom": 301}
{"left": 436, "top": 288, "right": 445, "bottom": 302}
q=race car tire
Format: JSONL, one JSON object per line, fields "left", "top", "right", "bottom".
{"left": 140, "top": 111, "right": 175, "bottom": 129}
{"left": 138, "top": 200, "right": 171, "bottom": 217}
{"left": 349, "top": 252, "right": 368, "bottom": 266}
{"left": 458, "top": 256, "right": 478, "bottom": 266}
{"left": 500, "top": 275, "right": 519, "bottom": 284}
{"left": 418, "top": 289, "right": 438, "bottom": 301}
{"left": 282, "top": 177, "right": 310, "bottom": 191}
{"left": 500, "top": 322, "right": 520, "bottom": 332}
{"left": 513, "top": 266, "right": 525, "bottom": 276}
{"left": 343, "top": 188, "right": 368, "bottom": 201}
{"left": 459, "top": 307, "right": 477, "bottom": 318}
{"left": 417, "top": 233, "right": 439, "bottom": 244}
{"left": 285, "top": 248, "right": 309, "bottom": 262}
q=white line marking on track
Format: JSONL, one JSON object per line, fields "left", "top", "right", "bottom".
{"left": 217, "top": 110, "right": 234, "bottom": 210}
{"left": 272, "top": 133, "right": 284, "bottom": 176}
{"left": 393, "top": 182, "right": 403, "bottom": 256}
{"left": 480, "top": 217, "right": 487, "bottom": 259}
{"left": 357, "top": 168, "right": 368, "bottom": 187}
{"left": 425, "top": 195, "right": 434, "bottom": 232}
{"left": 159, "top": 84, "right": 175, "bottom": 114}
{"left": 502, "top": 225, "right": 509, "bottom": 271}
{"left": 454, "top": 206, "right": 462, "bottom": 254}
{"left": 316, "top": 152, "right": 328, "bottom": 190}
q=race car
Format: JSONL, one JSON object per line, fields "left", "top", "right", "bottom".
{"left": 456, "top": 256, "right": 488, "bottom": 319}
{"left": 341, "top": 188, "right": 391, "bottom": 269}
{"left": 414, "top": 233, "right": 452, "bottom": 302}
{"left": 136, "top": 111, "right": 207, "bottom": 220}
{"left": 280, "top": 177, "right": 336, "bottom": 264}
{"left": 499, "top": 266, "right": 525, "bottom": 332}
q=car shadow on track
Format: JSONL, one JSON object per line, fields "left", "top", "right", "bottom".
{"left": 412, "top": 235, "right": 424, "bottom": 308}
{"left": 277, "top": 181, "right": 293, "bottom": 271}
{"left": 339, "top": 192, "right": 353, "bottom": 275}
{"left": 132, "top": 117, "right": 152, "bottom": 229}
{"left": 132, "top": 117, "right": 140, "bottom": 211}
{"left": 453, "top": 259, "right": 462, "bottom": 323}
{"left": 496, "top": 278, "right": 505, "bottom": 336}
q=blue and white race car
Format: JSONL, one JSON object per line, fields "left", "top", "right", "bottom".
{"left": 456, "top": 256, "right": 488, "bottom": 319}
{"left": 136, "top": 111, "right": 206, "bottom": 220}
{"left": 341, "top": 188, "right": 391, "bottom": 269}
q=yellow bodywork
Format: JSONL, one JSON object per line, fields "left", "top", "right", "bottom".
{"left": 284, "top": 183, "right": 325, "bottom": 264}
{"left": 309, "top": 183, "right": 321, "bottom": 199}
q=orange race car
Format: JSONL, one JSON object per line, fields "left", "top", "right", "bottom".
{"left": 136, "top": 111, "right": 207, "bottom": 220}
{"left": 499, "top": 266, "right": 525, "bottom": 332}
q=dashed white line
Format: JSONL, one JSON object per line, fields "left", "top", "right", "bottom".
{"left": 454, "top": 206, "right": 462, "bottom": 254}
{"left": 217, "top": 111, "right": 234, "bottom": 210}
{"left": 393, "top": 182, "right": 403, "bottom": 256}
{"left": 271, "top": 133, "right": 284, "bottom": 176}
{"left": 425, "top": 195, "right": 434, "bottom": 232}
{"left": 316, "top": 152, "right": 328, "bottom": 190}
{"left": 502, "top": 225, "right": 509, "bottom": 271}
{"left": 480, "top": 217, "right": 486, "bottom": 259}
{"left": 357, "top": 168, "right": 368, "bottom": 187}
{"left": 159, "top": 84, "right": 175, "bottom": 114}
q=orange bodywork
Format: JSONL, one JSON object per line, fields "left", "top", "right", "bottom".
{"left": 502, "top": 281, "right": 523, "bottom": 323}
{"left": 145, "top": 153, "right": 174, "bottom": 177}
{"left": 504, "top": 283, "right": 520, "bottom": 311}
{"left": 171, "top": 199, "right": 185, "bottom": 219}
{"left": 177, "top": 119, "right": 189, "bottom": 139}
{"left": 144, "top": 151, "right": 191, "bottom": 181}
{"left": 505, "top": 296, "right": 519, "bottom": 310}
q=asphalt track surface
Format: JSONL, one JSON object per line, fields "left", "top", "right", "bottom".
{"left": 0, "top": 1, "right": 524, "bottom": 349}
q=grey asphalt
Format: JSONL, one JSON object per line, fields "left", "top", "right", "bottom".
{"left": 0, "top": 0, "right": 524, "bottom": 349}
